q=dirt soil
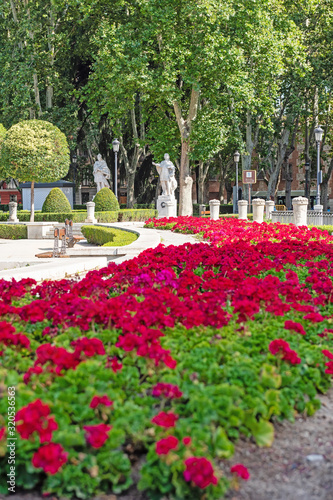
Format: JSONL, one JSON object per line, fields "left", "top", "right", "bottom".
{"left": 1, "top": 387, "right": 332, "bottom": 500}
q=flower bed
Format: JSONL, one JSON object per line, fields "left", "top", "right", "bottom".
{"left": 0, "top": 217, "right": 333, "bottom": 499}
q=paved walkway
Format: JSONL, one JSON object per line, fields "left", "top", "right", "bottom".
{"left": 0, "top": 222, "right": 199, "bottom": 281}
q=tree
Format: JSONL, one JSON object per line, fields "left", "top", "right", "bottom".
{"left": 0, "top": 119, "right": 70, "bottom": 221}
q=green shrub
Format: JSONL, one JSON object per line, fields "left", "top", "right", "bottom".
{"left": 118, "top": 209, "right": 157, "bottom": 221}
{"left": 93, "top": 188, "right": 119, "bottom": 212}
{"left": 81, "top": 225, "right": 138, "bottom": 246}
{"left": 0, "top": 224, "right": 27, "bottom": 239}
{"left": 42, "top": 188, "right": 72, "bottom": 213}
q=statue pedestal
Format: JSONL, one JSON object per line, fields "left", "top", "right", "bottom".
{"left": 157, "top": 195, "right": 177, "bottom": 219}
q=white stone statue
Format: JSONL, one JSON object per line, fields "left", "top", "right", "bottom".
{"left": 93, "top": 154, "right": 111, "bottom": 192}
{"left": 153, "top": 153, "right": 177, "bottom": 196}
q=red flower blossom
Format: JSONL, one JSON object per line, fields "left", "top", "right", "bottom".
{"left": 32, "top": 443, "right": 68, "bottom": 474}
{"left": 15, "top": 400, "right": 58, "bottom": 443}
{"left": 71, "top": 337, "right": 105, "bottom": 357}
{"left": 0, "top": 427, "right": 6, "bottom": 441}
{"left": 152, "top": 383, "right": 183, "bottom": 399}
{"left": 322, "top": 349, "right": 333, "bottom": 360}
{"left": 183, "top": 456, "right": 218, "bottom": 489}
{"left": 269, "top": 339, "right": 301, "bottom": 364}
{"left": 284, "top": 320, "right": 306, "bottom": 335}
{"left": 106, "top": 356, "right": 123, "bottom": 372}
{"left": 83, "top": 423, "right": 112, "bottom": 448}
{"left": 230, "top": 463, "right": 250, "bottom": 480}
{"left": 151, "top": 411, "right": 179, "bottom": 428}
{"left": 156, "top": 436, "right": 179, "bottom": 455}
{"left": 90, "top": 395, "right": 113, "bottom": 409}
{"left": 183, "top": 436, "right": 191, "bottom": 446}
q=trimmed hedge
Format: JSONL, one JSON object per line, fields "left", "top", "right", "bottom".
{"left": 0, "top": 208, "right": 156, "bottom": 223}
{"left": 81, "top": 225, "right": 138, "bottom": 246}
{"left": 118, "top": 209, "right": 157, "bottom": 221}
{"left": 0, "top": 224, "right": 27, "bottom": 239}
{"left": 42, "top": 188, "right": 72, "bottom": 213}
{"left": 94, "top": 187, "right": 119, "bottom": 211}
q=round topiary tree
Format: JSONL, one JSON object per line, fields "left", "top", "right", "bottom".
{"left": 42, "top": 188, "right": 72, "bottom": 213}
{"left": 0, "top": 120, "right": 70, "bottom": 221}
{"left": 93, "top": 187, "right": 119, "bottom": 212}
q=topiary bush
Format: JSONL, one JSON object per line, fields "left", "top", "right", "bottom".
{"left": 81, "top": 225, "right": 138, "bottom": 246}
{"left": 0, "top": 224, "right": 27, "bottom": 239}
{"left": 93, "top": 187, "right": 119, "bottom": 212}
{"left": 42, "top": 188, "right": 72, "bottom": 213}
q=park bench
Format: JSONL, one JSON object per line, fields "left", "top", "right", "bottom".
{"left": 35, "top": 220, "right": 83, "bottom": 258}
{"left": 200, "top": 210, "right": 210, "bottom": 216}
{"left": 276, "top": 205, "right": 286, "bottom": 211}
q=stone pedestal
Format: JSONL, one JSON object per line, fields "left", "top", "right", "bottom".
{"left": 292, "top": 196, "right": 308, "bottom": 227}
{"left": 265, "top": 200, "right": 275, "bottom": 220}
{"left": 209, "top": 199, "right": 220, "bottom": 220}
{"left": 238, "top": 200, "right": 248, "bottom": 220}
{"left": 157, "top": 195, "right": 177, "bottom": 219}
{"left": 85, "top": 201, "right": 97, "bottom": 223}
{"left": 252, "top": 198, "right": 265, "bottom": 223}
{"left": 8, "top": 202, "right": 19, "bottom": 223}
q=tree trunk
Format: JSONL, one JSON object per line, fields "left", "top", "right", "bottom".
{"left": 126, "top": 170, "right": 136, "bottom": 208}
{"left": 285, "top": 162, "right": 293, "bottom": 209}
{"left": 30, "top": 181, "right": 35, "bottom": 222}
{"left": 197, "top": 160, "right": 210, "bottom": 205}
{"left": 173, "top": 87, "right": 199, "bottom": 216}
{"left": 321, "top": 158, "right": 333, "bottom": 210}
{"left": 225, "top": 178, "right": 233, "bottom": 203}
{"left": 266, "top": 128, "right": 291, "bottom": 200}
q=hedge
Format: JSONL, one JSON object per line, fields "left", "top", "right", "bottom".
{"left": 193, "top": 203, "right": 234, "bottom": 215}
{"left": 118, "top": 209, "right": 157, "bottom": 221}
{"left": 81, "top": 225, "right": 138, "bottom": 246}
{"left": 0, "top": 224, "right": 27, "bottom": 239}
{"left": 0, "top": 209, "right": 155, "bottom": 223}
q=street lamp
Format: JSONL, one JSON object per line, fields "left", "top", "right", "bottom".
{"left": 112, "top": 139, "right": 120, "bottom": 199}
{"left": 72, "top": 153, "right": 77, "bottom": 204}
{"left": 314, "top": 126, "right": 323, "bottom": 206}
{"left": 304, "top": 161, "right": 310, "bottom": 200}
{"left": 234, "top": 151, "right": 240, "bottom": 213}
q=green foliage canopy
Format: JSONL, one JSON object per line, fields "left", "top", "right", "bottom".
{"left": 0, "top": 119, "right": 70, "bottom": 182}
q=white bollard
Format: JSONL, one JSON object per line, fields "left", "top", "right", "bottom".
{"left": 265, "top": 200, "right": 275, "bottom": 220}
{"left": 8, "top": 201, "right": 19, "bottom": 223}
{"left": 292, "top": 196, "right": 308, "bottom": 227}
{"left": 238, "top": 200, "right": 248, "bottom": 220}
{"left": 85, "top": 201, "right": 97, "bottom": 223}
{"left": 209, "top": 199, "right": 220, "bottom": 220}
{"left": 252, "top": 198, "right": 266, "bottom": 224}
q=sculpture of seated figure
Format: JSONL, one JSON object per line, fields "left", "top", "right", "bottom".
{"left": 93, "top": 154, "right": 111, "bottom": 192}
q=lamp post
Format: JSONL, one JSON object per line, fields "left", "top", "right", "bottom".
{"left": 112, "top": 139, "right": 120, "bottom": 199}
{"left": 72, "top": 153, "right": 77, "bottom": 204}
{"left": 314, "top": 126, "right": 323, "bottom": 206}
{"left": 234, "top": 151, "right": 240, "bottom": 213}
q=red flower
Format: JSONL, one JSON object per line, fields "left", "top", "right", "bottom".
{"left": 182, "top": 436, "right": 191, "bottom": 446}
{"left": 83, "top": 423, "right": 112, "bottom": 448}
{"left": 183, "top": 456, "right": 218, "bottom": 489}
{"left": 106, "top": 356, "right": 123, "bottom": 372}
{"left": 230, "top": 463, "right": 250, "bottom": 480}
{"left": 90, "top": 395, "right": 113, "bottom": 409}
{"left": 151, "top": 411, "right": 179, "bottom": 428}
{"left": 284, "top": 320, "right": 306, "bottom": 335}
{"left": 152, "top": 383, "right": 183, "bottom": 399}
{"left": 0, "top": 427, "right": 6, "bottom": 441}
{"left": 269, "top": 339, "right": 301, "bottom": 365}
{"left": 15, "top": 400, "right": 58, "bottom": 443}
{"left": 32, "top": 443, "right": 68, "bottom": 474}
{"left": 156, "top": 436, "right": 179, "bottom": 455}
{"left": 23, "top": 365, "right": 43, "bottom": 384}
{"left": 71, "top": 337, "right": 105, "bottom": 357}
{"left": 322, "top": 349, "right": 333, "bottom": 360}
